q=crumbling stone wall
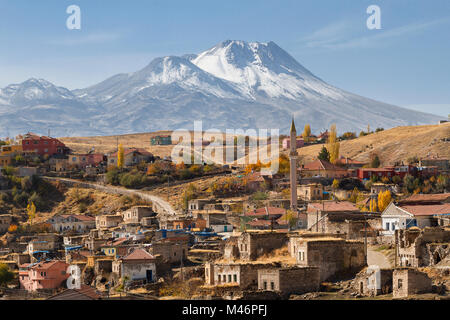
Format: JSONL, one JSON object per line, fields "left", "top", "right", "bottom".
{"left": 257, "top": 267, "right": 319, "bottom": 297}
{"left": 295, "top": 239, "right": 366, "bottom": 281}
{"left": 393, "top": 268, "right": 432, "bottom": 298}
{"left": 237, "top": 232, "right": 288, "bottom": 261}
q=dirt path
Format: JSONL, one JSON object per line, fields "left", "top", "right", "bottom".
{"left": 42, "top": 176, "right": 179, "bottom": 216}
{"left": 367, "top": 248, "right": 392, "bottom": 269}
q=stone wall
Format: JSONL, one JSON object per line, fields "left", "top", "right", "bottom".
{"left": 258, "top": 267, "right": 319, "bottom": 297}
{"left": 393, "top": 268, "right": 432, "bottom": 298}
{"left": 237, "top": 232, "right": 288, "bottom": 261}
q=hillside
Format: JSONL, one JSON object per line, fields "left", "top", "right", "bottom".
{"left": 297, "top": 123, "right": 450, "bottom": 166}
{"left": 61, "top": 123, "right": 449, "bottom": 167}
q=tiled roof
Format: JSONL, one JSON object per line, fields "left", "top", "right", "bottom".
{"left": 302, "top": 159, "right": 343, "bottom": 171}
{"left": 399, "top": 204, "right": 450, "bottom": 216}
{"left": 245, "top": 207, "right": 286, "bottom": 216}
{"left": 110, "top": 148, "right": 153, "bottom": 157}
{"left": 308, "top": 201, "right": 359, "bottom": 212}
{"left": 402, "top": 193, "right": 450, "bottom": 203}
{"left": 122, "top": 248, "right": 155, "bottom": 261}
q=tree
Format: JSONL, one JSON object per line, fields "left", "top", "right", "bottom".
{"left": 302, "top": 124, "right": 311, "bottom": 143}
{"left": 0, "top": 264, "right": 14, "bottom": 287}
{"left": 377, "top": 190, "right": 392, "bottom": 212}
{"left": 332, "top": 179, "right": 340, "bottom": 190}
{"left": 327, "top": 124, "right": 340, "bottom": 164}
{"left": 392, "top": 175, "right": 402, "bottom": 185}
{"left": 7, "top": 224, "right": 17, "bottom": 233}
{"left": 27, "top": 201, "right": 36, "bottom": 224}
{"left": 318, "top": 146, "right": 330, "bottom": 162}
{"left": 369, "top": 198, "right": 378, "bottom": 212}
{"left": 117, "top": 143, "right": 124, "bottom": 169}
{"left": 371, "top": 155, "right": 381, "bottom": 168}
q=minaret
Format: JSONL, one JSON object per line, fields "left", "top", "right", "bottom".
{"left": 289, "top": 117, "right": 298, "bottom": 211}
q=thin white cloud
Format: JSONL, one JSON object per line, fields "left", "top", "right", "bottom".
{"left": 48, "top": 32, "right": 122, "bottom": 46}
{"left": 302, "top": 17, "right": 450, "bottom": 50}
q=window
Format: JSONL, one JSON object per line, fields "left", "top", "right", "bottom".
{"left": 233, "top": 274, "right": 237, "bottom": 282}
{"left": 298, "top": 251, "right": 305, "bottom": 261}
{"left": 271, "top": 282, "right": 275, "bottom": 290}
{"left": 385, "top": 222, "right": 390, "bottom": 230}
{"left": 398, "top": 279, "right": 403, "bottom": 289}
{"left": 222, "top": 275, "right": 226, "bottom": 282}
{"left": 263, "top": 281, "right": 267, "bottom": 290}
{"left": 228, "top": 275, "right": 232, "bottom": 283}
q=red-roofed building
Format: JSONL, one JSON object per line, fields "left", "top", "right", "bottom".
{"left": 243, "top": 207, "right": 286, "bottom": 230}
{"left": 19, "top": 260, "right": 69, "bottom": 292}
{"left": 112, "top": 248, "right": 156, "bottom": 282}
{"left": 46, "top": 215, "right": 96, "bottom": 233}
{"left": 21, "top": 132, "right": 69, "bottom": 157}
{"left": 299, "top": 159, "right": 350, "bottom": 179}
{"left": 381, "top": 202, "right": 450, "bottom": 235}
{"left": 357, "top": 168, "right": 395, "bottom": 180}
{"left": 108, "top": 148, "right": 154, "bottom": 167}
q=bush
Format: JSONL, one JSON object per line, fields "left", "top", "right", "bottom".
{"left": 251, "top": 191, "right": 269, "bottom": 201}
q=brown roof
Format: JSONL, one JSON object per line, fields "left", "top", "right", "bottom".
{"left": 335, "top": 157, "right": 366, "bottom": 165}
{"left": 399, "top": 204, "right": 450, "bottom": 216}
{"left": 122, "top": 248, "right": 155, "bottom": 261}
{"left": 245, "top": 207, "right": 286, "bottom": 217}
{"left": 302, "top": 159, "right": 344, "bottom": 171}
{"left": 308, "top": 201, "right": 359, "bottom": 212}
{"left": 401, "top": 193, "right": 450, "bottom": 203}
{"left": 60, "top": 214, "right": 95, "bottom": 221}
{"left": 110, "top": 147, "right": 153, "bottom": 157}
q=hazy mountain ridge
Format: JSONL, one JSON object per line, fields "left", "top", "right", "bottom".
{"left": 0, "top": 40, "right": 441, "bottom": 137}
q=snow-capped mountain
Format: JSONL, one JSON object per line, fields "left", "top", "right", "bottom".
{"left": 0, "top": 40, "right": 442, "bottom": 137}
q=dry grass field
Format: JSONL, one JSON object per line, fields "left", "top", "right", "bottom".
{"left": 60, "top": 123, "right": 450, "bottom": 166}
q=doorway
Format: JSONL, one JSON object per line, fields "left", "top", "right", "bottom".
{"left": 146, "top": 270, "right": 153, "bottom": 282}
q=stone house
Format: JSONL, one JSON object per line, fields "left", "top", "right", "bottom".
{"left": 121, "top": 206, "right": 155, "bottom": 225}
{"left": 395, "top": 227, "right": 450, "bottom": 267}
{"left": 297, "top": 183, "right": 324, "bottom": 201}
{"left": 47, "top": 215, "right": 96, "bottom": 233}
{"left": 289, "top": 233, "right": 366, "bottom": 281}
{"left": 393, "top": 268, "right": 432, "bottom": 298}
{"left": 148, "top": 241, "right": 188, "bottom": 264}
{"left": 257, "top": 266, "right": 320, "bottom": 297}
{"left": 27, "top": 234, "right": 62, "bottom": 255}
{"left": 204, "top": 261, "right": 278, "bottom": 290}
{"left": 299, "top": 159, "right": 350, "bottom": 179}
{"left": 354, "top": 266, "right": 393, "bottom": 296}
{"left": 236, "top": 231, "right": 288, "bottom": 261}
{"left": 0, "top": 214, "right": 13, "bottom": 233}
{"left": 95, "top": 214, "right": 123, "bottom": 229}
{"left": 112, "top": 248, "right": 156, "bottom": 282}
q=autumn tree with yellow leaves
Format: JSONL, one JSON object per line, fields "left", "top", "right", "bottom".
{"left": 377, "top": 190, "right": 392, "bottom": 213}
{"left": 117, "top": 143, "right": 124, "bottom": 169}
{"left": 327, "top": 124, "right": 340, "bottom": 164}
{"left": 302, "top": 124, "right": 311, "bottom": 143}
{"left": 27, "top": 201, "right": 36, "bottom": 224}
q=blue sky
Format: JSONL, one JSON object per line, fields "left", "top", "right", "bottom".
{"left": 0, "top": 0, "right": 449, "bottom": 116}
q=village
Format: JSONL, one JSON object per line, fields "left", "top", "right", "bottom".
{"left": 0, "top": 120, "right": 449, "bottom": 301}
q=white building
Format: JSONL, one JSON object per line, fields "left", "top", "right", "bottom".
{"left": 47, "top": 215, "right": 95, "bottom": 233}
{"left": 112, "top": 248, "right": 156, "bottom": 282}
{"left": 381, "top": 202, "right": 450, "bottom": 235}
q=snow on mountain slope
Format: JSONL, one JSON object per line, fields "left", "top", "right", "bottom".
{"left": 0, "top": 40, "right": 443, "bottom": 138}
{"left": 191, "top": 40, "right": 344, "bottom": 100}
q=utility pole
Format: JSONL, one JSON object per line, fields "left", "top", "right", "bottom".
{"left": 364, "top": 214, "right": 368, "bottom": 261}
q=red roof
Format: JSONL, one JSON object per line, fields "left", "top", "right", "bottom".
{"left": 308, "top": 201, "right": 359, "bottom": 212}
{"left": 399, "top": 204, "right": 450, "bottom": 216}
{"left": 247, "top": 220, "right": 274, "bottom": 227}
{"left": 358, "top": 168, "right": 394, "bottom": 172}
{"left": 122, "top": 248, "right": 155, "bottom": 261}
{"left": 245, "top": 207, "right": 286, "bottom": 217}
{"left": 110, "top": 148, "right": 153, "bottom": 157}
